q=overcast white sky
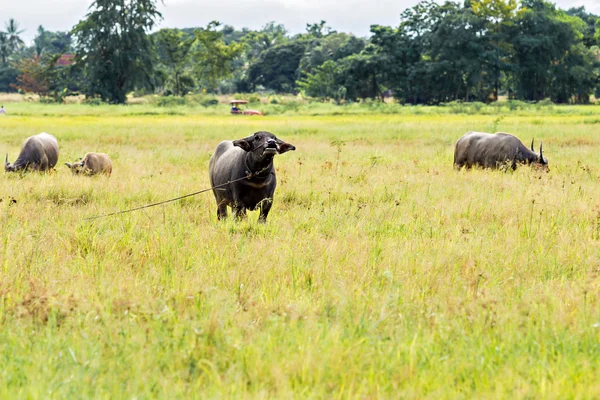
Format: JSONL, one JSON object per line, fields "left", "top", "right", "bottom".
{"left": 3, "top": 0, "right": 600, "bottom": 44}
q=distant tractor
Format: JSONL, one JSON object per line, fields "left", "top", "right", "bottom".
{"left": 230, "top": 100, "right": 263, "bottom": 116}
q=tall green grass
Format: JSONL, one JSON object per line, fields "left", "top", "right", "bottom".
{"left": 0, "top": 104, "right": 600, "bottom": 397}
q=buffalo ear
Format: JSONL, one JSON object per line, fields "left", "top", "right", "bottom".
{"left": 277, "top": 141, "right": 296, "bottom": 154}
{"left": 233, "top": 137, "right": 254, "bottom": 152}
{"left": 65, "top": 162, "right": 72, "bottom": 168}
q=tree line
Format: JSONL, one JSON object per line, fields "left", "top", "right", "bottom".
{"left": 0, "top": 0, "right": 599, "bottom": 105}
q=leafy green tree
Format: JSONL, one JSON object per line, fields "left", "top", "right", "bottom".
{"left": 154, "top": 29, "right": 194, "bottom": 96}
{"left": 11, "top": 55, "right": 50, "bottom": 96}
{"left": 551, "top": 42, "right": 599, "bottom": 103}
{"left": 297, "top": 60, "right": 341, "bottom": 101}
{"left": 242, "top": 22, "right": 288, "bottom": 62}
{"left": 426, "top": 2, "right": 499, "bottom": 102}
{"left": 297, "top": 32, "right": 379, "bottom": 102}
{"left": 72, "top": 0, "right": 161, "bottom": 104}
{"left": 305, "top": 21, "right": 336, "bottom": 39}
{"left": 368, "top": 25, "right": 411, "bottom": 102}
{"left": 220, "top": 25, "right": 253, "bottom": 45}
{"left": 33, "top": 26, "right": 73, "bottom": 57}
{"left": 566, "top": 7, "right": 599, "bottom": 48}
{"left": 223, "top": 22, "right": 289, "bottom": 92}
{"left": 192, "top": 21, "right": 244, "bottom": 92}
{"left": 0, "top": 33, "right": 10, "bottom": 64}
{"left": 338, "top": 46, "right": 386, "bottom": 101}
{"left": 299, "top": 33, "right": 365, "bottom": 75}
{"left": 0, "top": 20, "right": 21, "bottom": 91}
{"left": 246, "top": 41, "right": 307, "bottom": 92}
{"left": 0, "top": 65, "right": 19, "bottom": 92}
{"left": 471, "top": 0, "right": 518, "bottom": 100}
{"left": 364, "top": 0, "right": 597, "bottom": 105}
{"left": 11, "top": 54, "right": 78, "bottom": 101}
{"left": 512, "top": 0, "right": 592, "bottom": 102}
{"left": 369, "top": 1, "right": 442, "bottom": 104}
{"left": 33, "top": 26, "right": 48, "bottom": 57}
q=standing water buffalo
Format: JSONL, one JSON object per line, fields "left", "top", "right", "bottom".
{"left": 209, "top": 131, "right": 296, "bottom": 222}
{"left": 65, "top": 152, "right": 113, "bottom": 176}
{"left": 454, "top": 131, "right": 548, "bottom": 170}
{"left": 5, "top": 132, "right": 59, "bottom": 172}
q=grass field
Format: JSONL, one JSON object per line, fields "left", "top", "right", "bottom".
{"left": 1, "top": 103, "right": 600, "bottom": 398}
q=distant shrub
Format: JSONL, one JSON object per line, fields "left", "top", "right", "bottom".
{"left": 39, "top": 97, "right": 58, "bottom": 104}
{"left": 183, "top": 93, "right": 202, "bottom": 104}
{"left": 183, "top": 94, "right": 219, "bottom": 107}
{"left": 155, "top": 96, "right": 185, "bottom": 107}
{"left": 469, "top": 102, "right": 486, "bottom": 112}
{"left": 412, "top": 105, "right": 425, "bottom": 115}
{"left": 82, "top": 97, "right": 105, "bottom": 106}
{"left": 538, "top": 98, "right": 555, "bottom": 107}
{"left": 247, "top": 93, "right": 262, "bottom": 104}
{"left": 200, "top": 96, "right": 219, "bottom": 107}
{"left": 231, "top": 93, "right": 247, "bottom": 101}
{"left": 507, "top": 100, "right": 531, "bottom": 111}
{"left": 446, "top": 101, "right": 467, "bottom": 114}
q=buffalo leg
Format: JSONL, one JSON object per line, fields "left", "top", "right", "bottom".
{"left": 40, "top": 155, "right": 49, "bottom": 171}
{"left": 233, "top": 206, "right": 247, "bottom": 221}
{"left": 217, "top": 200, "right": 228, "bottom": 220}
{"left": 258, "top": 199, "right": 273, "bottom": 223}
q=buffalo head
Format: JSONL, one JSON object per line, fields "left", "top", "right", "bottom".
{"left": 537, "top": 142, "right": 549, "bottom": 171}
{"left": 233, "top": 131, "right": 295, "bottom": 171}
{"left": 4, "top": 154, "right": 14, "bottom": 172}
{"left": 530, "top": 139, "right": 549, "bottom": 171}
{"left": 65, "top": 159, "right": 85, "bottom": 174}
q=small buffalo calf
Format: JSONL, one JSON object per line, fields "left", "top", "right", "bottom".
{"left": 65, "top": 152, "right": 112, "bottom": 176}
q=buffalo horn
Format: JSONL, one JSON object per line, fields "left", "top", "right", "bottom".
{"left": 539, "top": 142, "right": 543, "bottom": 161}
{"left": 531, "top": 139, "right": 534, "bottom": 152}
{"left": 4, "top": 153, "right": 7, "bottom": 165}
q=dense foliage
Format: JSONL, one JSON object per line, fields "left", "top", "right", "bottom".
{"left": 71, "top": 0, "right": 162, "bottom": 104}
{"left": 1, "top": 0, "right": 600, "bottom": 104}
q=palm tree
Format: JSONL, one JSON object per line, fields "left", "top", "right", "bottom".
{"left": 5, "top": 19, "right": 24, "bottom": 53}
{"left": 34, "top": 25, "right": 47, "bottom": 56}
{"left": 0, "top": 32, "right": 11, "bottom": 64}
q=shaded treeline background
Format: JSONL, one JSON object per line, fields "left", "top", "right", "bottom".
{"left": 1, "top": 0, "right": 600, "bottom": 105}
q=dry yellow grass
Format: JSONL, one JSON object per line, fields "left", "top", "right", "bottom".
{"left": 0, "top": 93, "right": 39, "bottom": 103}
{"left": 0, "top": 104, "right": 600, "bottom": 397}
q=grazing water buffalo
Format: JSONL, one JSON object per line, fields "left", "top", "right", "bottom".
{"left": 209, "top": 131, "right": 296, "bottom": 222}
{"left": 65, "top": 152, "right": 113, "bottom": 176}
{"left": 5, "top": 132, "right": 59, "bottom": 172}
{"left": 454, "top": 131, "right": 548, "bottom": 170}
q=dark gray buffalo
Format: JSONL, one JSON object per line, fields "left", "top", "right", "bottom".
{"left": 65, "top": 152, "right": 113, "bottom": 176}
{"left": 209, "top": 131, "right": 296, "bottom": 222}
{"left": 5, "top": 132, "right": 59, "bottom": 172}
{"left": 454, "top": 131, "right": 548, "bottom": 170}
